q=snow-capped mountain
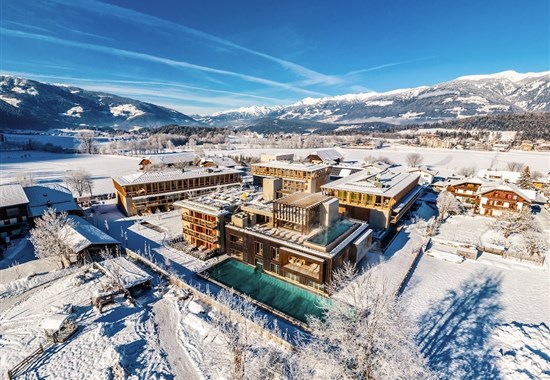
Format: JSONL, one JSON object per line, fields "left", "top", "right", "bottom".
{"left": 199, "top": 70, "right": 550, "bottom": 126}
{"left": 0, "top": 76, "right": 197, "bottom": 130}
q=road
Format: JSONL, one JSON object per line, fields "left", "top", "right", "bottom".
{"left": 153, "top": 298, "right": 203, "bottom": 380}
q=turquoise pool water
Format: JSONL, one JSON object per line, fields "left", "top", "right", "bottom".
{"left": 205, "top": 259, "right": 326, "bottom": 323}
{"left": 307, "top": 219, "right": 354, "bottom": 246}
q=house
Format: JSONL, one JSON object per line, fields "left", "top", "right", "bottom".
{"left": 24, "top": 184, "right": 81, "bottom": 220}
{"left": 321, "top": 170, "right": 421, "bottom": 230}
{"left": 478, "top": 184, "right": 536, "bottom": 216}
{"left": 492, "top": 143, "right": 510, "bottom": 152}
{"left": 260, "top": 152, "right": 294, "bottom": 163}
{"left": 305, "top": 148, "right": 344, "bottom": 164}
{"left": 477, "top": 169, "right": 521, "bottom": 184}
{"left": 225, "top": 192, "right": 372, "bottom": 293}
{"left": 519, "top": 141, "right": 534, "bottom": 151}
{"left": 139, "top": 152, "right": 197, "bottom": 170}
{"left": 63, "top": 215, "right": 120, "bottom": 262}
{"left": 251, "top": 161, "right": 332, "bottom": 194}
{"left": 200, "top": 156, "right": 238, "bottom": 169}
{"left": 407, "top": 166, "right": 439, "bottom": 185}
{"left": 446, "top": 177, "right": 488, "bottom": 207}
{"left": 0, "top": 184, "right": 29, "bottom": 246}
{"left": 112, "top": 168, "right": 242, "bottom": 216}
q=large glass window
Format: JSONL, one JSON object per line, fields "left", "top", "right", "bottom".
{"left": 255, "top": 241, "right": 264, "bottom": 256}
{"left": 271, "top": 246, "right": 280, "bottom": 261}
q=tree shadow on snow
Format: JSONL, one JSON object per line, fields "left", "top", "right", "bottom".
{"left": 416, "top": 270, "right": 503, "bottom": 380}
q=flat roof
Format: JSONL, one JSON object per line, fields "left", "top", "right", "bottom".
{"left": 113, "top": 167, "right": 241, "bottom": 186}
{"left": 252, "top": 161, "right": 329, "bottom": 172}
{"left": 174, "top": 189, "right": 257, "bottom": 216}
{"left": 0, "top": 184, "right": 29, "bottom": 208}
{"left": 322, "top": 170, "right": 420, "bottom": 198}
{"left": 275, "top": 192, "right": 331, "bottom": 209}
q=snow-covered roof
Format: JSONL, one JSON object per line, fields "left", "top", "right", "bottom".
{"left": 478, "top": 169, "right": 521, "bottom": 183}
{"left": 306, "top": 148, "right": 343, "bottom": 163}
{"left": 201, "top": 156, "right": 238, "bottom": 168}
{"left": 252, "top": 161, "right": 329, "bottom": 172}
{"left": 322, "top": 170, "right": 420, "bottom": 198}
{"left": 96, "top": 257, "right": 153, "bottom": 289}
{"left": 24, "top": 184, "right": 80, "bottom": 218}
{"left": 41, "top": 313, "right": 71, "bottom": 331}
{"left": 407, "top": 166, "right": 439, "bottom": 176}
{"left": 479, "top": 183, "right": 537, "bottom": 202}
{"left": 363, "top": 161, "right": 392, "bottom": 172}
{"left": 63, "top": 215, "right": 119, "bottom": 253}
{"left": 0, "top": 184, "right": 29, "bottom": 208}
{"left": 140, "top": 152, "right": 197, "bottom": 166}
{"left": 448, "top": 177, "right": 488, "bottom": 187}
{"left": 113, "top": 167, "right": 241, "bottom": 186}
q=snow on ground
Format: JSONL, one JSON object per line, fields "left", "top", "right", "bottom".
{"left": 206, "top": 146, "right": 550, "bottom": 177}
{"left": 0, "top": 151, "right": 140, "bottom": 195}
{"left": 0, "top": 266, "right": 174, "bottom": 379}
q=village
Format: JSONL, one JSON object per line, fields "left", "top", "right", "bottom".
{"left": 0, "top": 142, "right": 549, "bottom": 379}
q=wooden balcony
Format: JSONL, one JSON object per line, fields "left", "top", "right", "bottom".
{"left": 183, "top": 226, "right": 219, "bottom": 243}
{"left": 182, "top": 214, "right": 218, "bottom": 229}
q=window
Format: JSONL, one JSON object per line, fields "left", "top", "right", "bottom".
{"left": 285, "top": 272, "right": 300, "bottom": 282}
{"left": 6, "top": 207, "right": 19, "bottom": 218}
{"left": 254, "top": 241, "right": 264, "bottom": 256}
{"left": 271, "top": 246, "right": 280, "bottom": 261}
{"left": 255, "top": 258, "right": 263, "bottom": 270}
{"left": 229, "top": 234, "right": 243, "bottom": 244}
{"left": 270, "top": 263, "right": 280, "bottom": 274}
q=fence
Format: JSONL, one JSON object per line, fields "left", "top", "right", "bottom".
{"left": 7, "top": 343, "right": 48, "bottom": 379}
{"left": 125, "top": 249, "right": 294, "bottom": 351}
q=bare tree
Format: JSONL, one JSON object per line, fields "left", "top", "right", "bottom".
{"left": 199, "top": 289, "right": 272, "bottom": 380}
{"left": 514, "top": 231, "right": 547, "bottom": 259}
{"left": 406, "top": 152, "right": 424, "bottom": 168}
{"left": 77, "top": 131, "right": 97, "bottom": 154}
{"left": 458, "top": 166, "right": 477, "bottom": 177}
{"left": 16, "top": 172, "right": 35, "bottom": 187}
{"left": 491, "top": 209, "right": 533, "bottom": 239}
{"left": 506, "top": 161, "right": 524, "bottom": 172}
{"left": 65, "top": 168, "right": 94, "bottom": 197}
{"left": 292, "top": 262, "right": 434, "bottom": 380}
{"left": 29, "top": 209, "right": 74, "bottom": 267}
{"left": 436, "top": 191, "right": 463, "bottom": 221}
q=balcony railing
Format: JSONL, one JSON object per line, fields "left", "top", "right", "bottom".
{"left": 182, "top": 214, "right": 218, "bottom": 229}
{"left": 183, "top": 226, "right": 219, "bottom": 243}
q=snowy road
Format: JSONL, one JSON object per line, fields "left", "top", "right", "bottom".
{"left": 153, "top": 299, "right": 202, "bottom": 380}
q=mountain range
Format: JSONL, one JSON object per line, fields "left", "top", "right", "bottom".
{"left": 1, "top": 71, "right": 549, "bottom": 132}
{"left": 199, "top": 71, "right": 550, "bottom": 129}
{"left": 0, "top": 76, "right": 196, "bottom": 130}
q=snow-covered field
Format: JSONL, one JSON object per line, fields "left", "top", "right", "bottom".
{"left": 0, "top": 266, "right": 177, "bottom": 379}
{"left": 0, "top": 151, "right": 140, "bottom": 195}
{"left": 207, "top": 146, "right": 550, "bottom": 177}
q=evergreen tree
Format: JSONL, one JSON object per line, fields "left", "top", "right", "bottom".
{"left": 517, "top": 166, "right": 532, "bottom": 189}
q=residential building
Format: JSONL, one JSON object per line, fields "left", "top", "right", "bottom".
{"left": 305, "top": 148, "right": 344, "bottom": 164}
{"left": 260, "top": 152, "right": 294, "bottom": 163}
{"left": 225, "top": 192, "right": 372, "bottom": 293}
{"left": 139, "top": 152, "right": 197, "bottom": 170}
{"left": 173, "top": 189, "right": 248, "bottom": 255}
{"left": 446, "top": 177, "right": 488, "bottom": 207}
{"left": 63, "top": 215, "right": 120, "bottom": 263}
{"left": 321, "top": 170, "right": 421, "bottom": 230}
{"left": 478, "top": 184, "right": 536, "bottom": 216}
{"left": 24, "top": 184, "right": 81, "bottom": 220}
{"left": 112, "top": 168, "right": 241, "bottom": 216}
{"left": 200, "top": 156, "right": 238, "bottom": 169}
{"left": 0, "top": 184, "right": 29, "bottom": 246}
{"left": 407, "top": 166, "right": 439, "bottom": 185}
{"left": 477, "top": 169, "right": 521, "bottom": 184}
{"left": 363, "top": 161, "right": 393, "bottom": 173}
{"left": 251, "top": 161, "right": 331, "bottom": 194}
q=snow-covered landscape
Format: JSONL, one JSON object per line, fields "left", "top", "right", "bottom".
{"left": 2, "top": 2, "right": 550, "bottom": 379}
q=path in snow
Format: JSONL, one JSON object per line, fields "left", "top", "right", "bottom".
{"left": 153, "top": 299, "right": 202, "bottom": 380}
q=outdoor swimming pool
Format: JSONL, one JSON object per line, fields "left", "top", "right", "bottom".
{"left": 307, "top": 219, "right": 354, "bottom": 246}
{"left": 204, "top": 258, "right": 326, "bottom": 323}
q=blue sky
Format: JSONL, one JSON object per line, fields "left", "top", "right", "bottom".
{"left": 1, "top": 0, "right": 548, "bottom": 115}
